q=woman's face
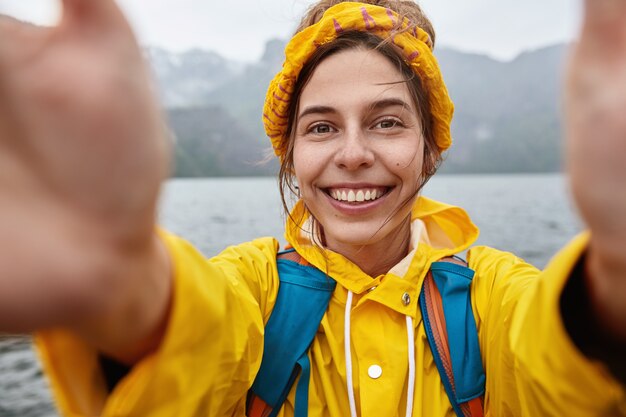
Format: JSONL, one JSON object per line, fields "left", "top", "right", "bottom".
{"left": 293, "top": 48, "right": 425, "bottom": 256}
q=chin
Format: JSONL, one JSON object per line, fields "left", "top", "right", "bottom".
{"left": 322, "top": 221, "right": 396, "bottom": 250}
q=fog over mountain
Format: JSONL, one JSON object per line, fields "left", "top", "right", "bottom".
{"left": 148, "top": 40, "right": 568, "bottom": 177}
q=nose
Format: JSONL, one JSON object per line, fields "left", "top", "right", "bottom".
{"left": 333, "top": 128, "right": 375, "bottom": 171}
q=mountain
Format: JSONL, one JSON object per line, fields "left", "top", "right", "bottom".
{"left": 438, "top": 45, "right": 567, "bottom": 172}
{"left": 168, "top": 106, "right": 276, "bottom": 177}
{"left": 148, "top": 41, "right": 569, "bottom": 176}
{"left": 146, "top": 47, "right": 244, "bottom": 108}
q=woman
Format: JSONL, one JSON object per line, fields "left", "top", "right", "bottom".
{"left": 0, "top": 0, "right": 624, "bottom": 416}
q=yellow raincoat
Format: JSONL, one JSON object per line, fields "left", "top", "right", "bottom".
{"left": 36, "top": 197, "right": 626, "bottom": 416}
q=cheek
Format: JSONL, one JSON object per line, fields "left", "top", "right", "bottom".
{"left": 293, "top": 140, "right": 333, "bottom": 180}
{"left": 383, "top": 140, "right": 424, "bottom": 172}
{"left": 292, "top": 143, "right": 308, "bottom": 181}
{"left": 292, "top": 141, "right": 321, "bottom": 195}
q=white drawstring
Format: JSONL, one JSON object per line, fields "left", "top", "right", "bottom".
{"left": 405, "top": 315, "right": 415, "bottom": 417}
{"left": 344, "top": 290, "right": 416, "bottom": 417}
{"left": 345, "top": 290, "right": 358, "bottom": 417}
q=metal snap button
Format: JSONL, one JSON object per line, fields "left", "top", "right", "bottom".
{"left": 402, "top": 292, "right": 411, "bottom": 306}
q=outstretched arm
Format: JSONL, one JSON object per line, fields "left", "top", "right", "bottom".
{"left": 566, "top": 0, "right": 626, "bottom": 340}
{"left": 0, "top": 0, "right": 171, "bottom": 362}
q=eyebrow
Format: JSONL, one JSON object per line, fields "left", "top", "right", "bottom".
{"left": 298, "top": 98, "right": 413, "bottom": 120}
{"left": 368, "top": 98, "right": 413, "bottom": 113}
{"left": 298, "top": 105, "right": 337, "bottom": 120}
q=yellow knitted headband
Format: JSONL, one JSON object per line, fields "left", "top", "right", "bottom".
{"left": 263, "top": 2, "right": 454, "bottom": 160}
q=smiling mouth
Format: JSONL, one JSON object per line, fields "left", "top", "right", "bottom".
{"left": 325, "top": 187, "right": 390, "bottom": 203}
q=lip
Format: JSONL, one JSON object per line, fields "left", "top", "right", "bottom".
{"left": 322, "top": 182, "right": 390, "bottom": 192}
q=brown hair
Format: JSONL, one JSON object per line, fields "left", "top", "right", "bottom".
{"left": 278, "top": 0, "right": 443, "bottom": 229}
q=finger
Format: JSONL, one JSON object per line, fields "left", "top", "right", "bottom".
{"left": 0, "top": 15, "right": 46, "bottom": 65}
{"left": 0, "top": 14, "right": 22, "bottom": 56}
{"left": 0, "top": 14, "right": 37, "bottom": 43}
{"left": 61, "top": 0, "right": 130, "bottom": 31}
{"left": 581, "top": 0, "right": 626, "bottom": 45}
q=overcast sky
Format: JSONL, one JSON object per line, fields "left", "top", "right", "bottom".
{"left": 1, "top": 0, "right": 582, "bottom": 62}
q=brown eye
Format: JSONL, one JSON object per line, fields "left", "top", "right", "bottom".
{"left": 310, "top": 123, "right": 334, "bottom": 134}
{"left": 374, "top": 118, "right": 402, "bottom": 130}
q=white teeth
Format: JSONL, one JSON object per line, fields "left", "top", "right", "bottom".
{"left": 330, "top": 188, "right": 385, "bottom": 202}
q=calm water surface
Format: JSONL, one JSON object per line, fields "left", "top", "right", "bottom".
{"left": 0, "top": 174, "right": 583, "bottom": 416}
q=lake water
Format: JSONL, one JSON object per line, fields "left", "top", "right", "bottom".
{"left": 0, "top": 174, "right": 583, "bottom": 416}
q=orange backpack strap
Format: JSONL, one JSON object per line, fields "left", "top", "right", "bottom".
{"left": 247, "top": 395, "right": 272, "bottom": 417}
{"left": 276, "top": 250, "right": 309, "bottom": 266}
{"left": 420, "top": 257, "right": 485, "bottom": 417}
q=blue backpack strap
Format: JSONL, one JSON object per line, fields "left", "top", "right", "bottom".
{"left": 419, "top": 257, "right": 485, "bottom": 417}
{"left": 247, "top": 250, "right": 336, "bottom": 417}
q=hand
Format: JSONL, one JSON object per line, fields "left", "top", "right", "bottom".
{"left": 0, "top": 0, "right": 171, "bottom": 335}
{"left": 566, "top": 0, "right": 626, "bottom": 339}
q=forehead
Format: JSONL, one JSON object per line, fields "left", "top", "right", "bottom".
{"left": 299, "top": 48, "right": 413, "bottom": 108}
